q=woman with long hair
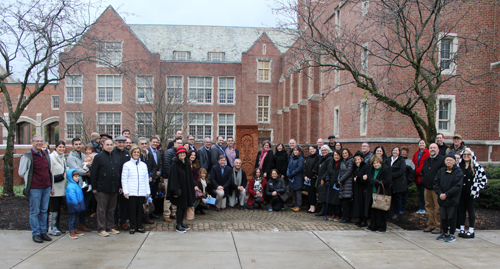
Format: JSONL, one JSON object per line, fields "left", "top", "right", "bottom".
{"left": 194, "top": 168, "right": 212, "bottom": 215}
{"left": 48, "top": 140, "right": 67, "bottom": 236}
{"left": 304, "top": 146, "right": 320, "bottom": 213}
{"left": 316, "top": 145, "right": 333, "bottom": 216}
{"left": 352, "top": 151, "right": 370, "bottom": 227}
{"left": 366, "top": 155, "right": 392, "bottom": 233}
{"left": 338, "top": 148, "right": 354, "bottom": 223}
{"left": 323, "top": 150, "right": 342, "bottom": 220}
{"left": 273, "top": 143, "right": 288, "bottom": 179}
{"left": 387, "top": 147, "right": 406, "bottom": 220}
{"left": 373, "top": 146, "right": 388, "bottom": 161}
{"left": 255, "top": 140, "right": 274, "bottom": 178}
{"left": 412, "top": 140, "right": 430, "bottom": 214}
{"left": 246, "top": 168, "right": 268, "bottom": 209}
{"left": 287, "top": 146, "right": 305, "bottom": 212}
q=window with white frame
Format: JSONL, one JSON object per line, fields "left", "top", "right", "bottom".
{"left": 97, "top": 112, "right": 122, "bottom": 139}
{"left": 189, "top": 113, "right": 212, "bottom": 140}
{"left": 136, "top": 112, "right": 154, "bottom": 138}
{"left": 166, "top": 76, "right": 183, "bottom": 104}
{"left": 218, "top": 113, "right": 234, "bottom": 139}
{"left": 65, "top": 75, "right": 82, "bottom": 103}
{"left": 174, "top": 51, "right": 190, "bottom": 61}
{"left": 360, "top": 100, "right": 368, "bottom": 136}
{"left": 436, "top": 95, "right": 456, "bottom": 135}
{"left": 166, "top": 113, "right": 183, "bottom": 140}
{"left": 65, "top": 112, "right": 82, "bottom": 140}
{"left": 137, "top": 76, "right": 153, "bottom": 103}
{"left": 52, "top": 96, "right": 59, "bottom": 110}
{"left": 361, "top": 45, "right": 369, "bottom": 74}
{"left": 97, "top": 41, "right": 122, "bottom": 66}
{"left": 97, "top": 75, "right": 122, "bottom": 103}
{"left": 361, "top": 0, "right": 369, "bottom": 16}
{"left": 439, "top": 33, "right": 458, "bottom": 75}
{"left": 257, "top": 95, "right": 270, "bottom": 123}
{"left": 188, "top": 77, "right": 212, "bottom": 104}
{"left": 334, "top": 106, "right": 340, "bottom": 136}
{"left": 208, "top": 52, "right": 225, "bottom": 62}
{"left": 257, "top": 60, "right": 271, "bottom": 82}
{"left": 218, "top": 77, "right": 235, "bottom": 104}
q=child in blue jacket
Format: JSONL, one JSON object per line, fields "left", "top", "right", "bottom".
{"left": 66, "top": 169, "right": 86, "bottom": 239}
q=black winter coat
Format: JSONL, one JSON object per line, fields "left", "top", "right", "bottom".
{"left": 273, "top": 150, "right": 289, "bottom": 177}
{"left": 339, "top": 157, "right": 354, "bottom": 199}
{"left": 421, "top": 155, "right": 445, "bottom": 190}
{"left": 352, "top": 162, "right": 370, "bottom": 218}
{"left": 321, "top": 160, "right": 341, "bottom": 205}
{"left": 162, "top": 146, "right": 177, "bottom": 179}
{"left": 255, "top": 150, "right": 274, "bottom": 177}
{"left": 265, "top": 177, "right": 286, "bottom": 197}
{"left": 366, "top": 163, "right": 392, "bottom": 217}
{"left": 385, "top": 156, "right": 407, "bottom": 193}
{"left": 316, "top": 153, "right": 332, "bottom": 203}
{"left": 305, "top": 152, "right": 320, "bottom": 185}
{"left": 229, "top": 168, "right": 248, "bottom": 193}
{"left": 91, "top": 150, "right": 123, "bottom": 193}
{"left": 167, "top": 157, "right": 195, "bottom": 209}
{"left": 434, "top": 166, "right": 463, "bottom": 207}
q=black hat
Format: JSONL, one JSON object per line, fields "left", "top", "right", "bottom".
{"left": 115, "top": 136, "right": 127, "bottom": 141}
{"left": 353, "top": 150, "right": 364, "bottom": 159}
{"left": 445, "top": 152, "right": 456, "bottom": 161}
{"left": 328, "top": 135, "right": 336, "bottom": 139}
{"left": 100, "top": 133, "right": 112, "bottom": 139}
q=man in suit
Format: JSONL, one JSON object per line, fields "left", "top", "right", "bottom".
{"left": 187, "top": 135, "right": 196, "bottom": 152}
{"left": 137, "top": 137, "right": 159, "bottom": 222}
{"left": 224, "top": 136, "right": 239, "bottom": 168}
{"left": 197, "top": 137, "right": 212, "bottom": 173}
{"left": 211, "top": 136, "right": 227, "bottom": 168}
{"left": 210, "top": 155, "right": 233, "bottom": 211}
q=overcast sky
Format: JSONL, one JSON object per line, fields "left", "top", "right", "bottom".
{"left": 103, "top": 0, "right": 281, "bottom": 27}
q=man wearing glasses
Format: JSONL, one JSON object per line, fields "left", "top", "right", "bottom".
{"left": 19, "top": 135, "right": 55, "bottom": 243}
{"left": 187, "top": 135, "right": 196, "bottom": 151}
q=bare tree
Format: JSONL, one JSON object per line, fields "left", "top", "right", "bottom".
{"left": 273, "top": 0, "right": 499, "bottom": 144}
{"left": 0, "top": 0, "right": 102, "bottom": 196}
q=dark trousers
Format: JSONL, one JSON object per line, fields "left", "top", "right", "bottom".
{"left": 332, "top": 204, "right": 342, "bottom": 218}
{"left": 391, "top": 191, "right": 403, "bottom": 215}
{"left": 401, "top": 189, "right": 409, "bottom": 213}
{"left": 128, "top": 196, "right": 144, "bottom": 230}
{"left": 441, "top": 206, "right": 457, "bottom": 235}
{"left": 341, "top": 198, "right": 352, "bottom": 221}
{"left": 417, "top": 184, "right": 425, "bottom": 210}
{"left": 96, "top": 192, "right": 118, "bottom": 232}
{"left": 79, "top": 191, "right": 91, "bottom": 225}
{"left": 369, "top": 208, "right": 387, "bottom": 232}
{"left": 307, "top": 183, "right": 317, "bottom": 207}
{"left": 176, "top": 207, "right": 185, "bottom": 225}
{"left": 270, "top": 196, "right": 283, "bottom": 211}
{"left": 458, "top": 194, "right": 476, "bottom": 228}
{"left": 49, "top": 196, "right": 63, "bottom": 230}
{"left": 114, "top": 194, "right": 128, "bottom": 225}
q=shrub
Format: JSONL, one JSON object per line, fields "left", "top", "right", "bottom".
{"left": 406, "top": 183, "right": 418, "bottom": 208}
{"left": 484, "top": 166, "right": 500, "bottom": 180}
{"left": 476, "top": 179, "right": 500, "bottom": 210}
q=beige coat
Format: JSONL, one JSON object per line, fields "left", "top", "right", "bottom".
{"left": 50, "top": 151, "right": 67, "bottom": 197}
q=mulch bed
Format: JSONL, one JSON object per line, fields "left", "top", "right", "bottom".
{"left": 1, "top": 195, "right": 499, "bottom": 231}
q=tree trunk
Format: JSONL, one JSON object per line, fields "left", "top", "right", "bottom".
{"left": 2, "top": 125, "right": 17, "bottom": 196}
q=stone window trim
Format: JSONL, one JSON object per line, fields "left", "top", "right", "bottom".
{"left": 360, "top": 44, "right": 369, "bottom": 74}
{"left": 136, "top": 75, "right": 154, "bottom": 104}
{"left": 188, "top": 113, "right": 213, "bottom": 141}
{"left": 256, "top": 58, "right": 272, "bottom": 83}
{"left": 359, "top": 100, "right": 368, "bottom": 136}
{"left": 218, "top": 76, "right": 236, "bottom": 106}
{"left": 438, "top": 33, "right": 458, "bottom": 75}
{"left": 51, "top": 96, "right": 59, "bottom": 110}
{"left": 65, "top": 74, "right": 83, "bottom": 104}
{"left": 96, "top": 111, "right": 122, "bottom": 139}
{"left": 96, "top": 75, "right": 122, "bottom": 104}
{"left": 257, "top": 95, "right": 271, "bottom": 124}
{"left": 361, "top": 0, "right": 369, "bottom": 16}
{"left": 65, "top": 111, "right": 83, "bottom": 141}
{"left": 96, "top": 40, "right": 123, "bottom": 67}
{"left": 136, "top": 112, "right": 154, "bottom": 138}
{"left": 188, "top": 76, "right": 213, "bottom": 105}
{"left": 436, "top": 94, "right": 456, "bottom": 136}
{"left": 217, "top": 113, "right": 235, "bottom": 140}
{"left": 333, "top": 106, "right": 340, "bottom": 137}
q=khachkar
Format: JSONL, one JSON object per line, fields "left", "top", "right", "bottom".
{"left": 236, "top": 125, "right": 258, "bottom": 180}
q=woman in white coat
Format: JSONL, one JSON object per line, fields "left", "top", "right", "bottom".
{"left": 122, "top": 145, "right": 151, "bottom": 234}
{"left": 49, "top": 140, "right": 67, "bottom": 236}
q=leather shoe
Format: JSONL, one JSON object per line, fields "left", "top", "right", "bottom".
{"left": 164, "top": 217, "right": 172, "bottom": 222}
{"left": 33, "top": 235, "right": 43, "bottom": 243}
{"left": 358, "top": 222, "right": 367, "bottom": 227}
{"left": 114, "top": 224, "right": 119, "bottom": 230}
{"left": 129, "top": 229, "right": 135, "bottom": 234}
{"left": 78, "top": 224, "right": 91, "bottom": 232}
{"left": 170, "top": 215, "right": 177, "bottom": 219}
{"left": 214, "top": 207, "right": 220, "bottom": 212}
{"left": 121, "top": 223, "right": 129, "bottom": 230}
{"left": 423, "top": 227, "right": 433, "bottom": 232}
{"left": 149, "top": 213, "right": 160, "bottom": 219}
{"left": 40, "top": 233, "right": 52, "bottom": 241}
{"left": 143, "top": 217, "right": 154, "bottom": 224}
{"left": 137, "top": 228, "right": 146, "bottom": 233}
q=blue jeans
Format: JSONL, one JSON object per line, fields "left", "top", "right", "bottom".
{"left": 69, "top": 213, "right": 78, "bottom": 231}
{"left": 29, "top": 187, "right": 51, "bottom": 236}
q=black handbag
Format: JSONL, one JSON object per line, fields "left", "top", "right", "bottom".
{"left": 54, "top": 173, "right": 65, "bottom": 183}
{"left": 280, "top": 186, "right": 292, "bottom": 202}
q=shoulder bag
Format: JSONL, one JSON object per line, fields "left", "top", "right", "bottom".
{"left": 372, "top": 183, "right": 391, "bottom": 211}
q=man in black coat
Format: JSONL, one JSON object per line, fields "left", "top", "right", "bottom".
{"left": 167, "top": 130, "right": 183, "bottom": 150}
{"left": 197, "top": 137, "right": 212, "bottom": 173}
{"left": 138, "top": 137, "right": 159, "bottom": 222}
{"left": 421, "top": 143, "right": 446, "bottom": 234}
{"left": 91, "top": 139, "right": 122, "bottom": 237}
{"left": 211, "top": 136, "right": 227, "bottom": 168}
{"left": 112, "top": 136, "right": 130, "bottom": 230}
{"left": 161, "top": 137, "right": 182, "bottom": 222}
{"left": 436, "top": 133, "right": 447, "bottom": 156}
{"left": 210, "top": 155, "right": 233, "bottom": 211}
{"left": 228, "top": 159, "right": 247, "bottom": 210}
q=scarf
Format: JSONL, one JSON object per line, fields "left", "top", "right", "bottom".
{"left": 233, "top": 168, "right": 242, "bottom": 186}
{"left": 259, "top": 149, "right": 270, "bottom": 169}
{"left": 200, "top": 178, "right": 207, "bottom": 193}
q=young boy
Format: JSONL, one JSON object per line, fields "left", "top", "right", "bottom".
{"left": 66, "top": 169, "right": 87, "bottom": 239}
{"left": 434, "top": 153, "right": 463, "bottom": 243}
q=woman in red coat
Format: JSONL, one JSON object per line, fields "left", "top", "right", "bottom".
{"left": 246, "top": 168, "right": 268, "bottom": 209}
{"left": 412, "top": 139, "right": 430, "bottom": 214}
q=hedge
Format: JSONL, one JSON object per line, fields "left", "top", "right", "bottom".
{"left": 476, "top": 179, "right": 500, "bottom": 210}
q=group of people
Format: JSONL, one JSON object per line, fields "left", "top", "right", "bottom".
{"left": 20, "top": 130, "right": 488, "bottom": 242}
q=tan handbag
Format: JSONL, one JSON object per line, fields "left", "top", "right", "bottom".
{"left": 372, "top": 183, "right": 391, "bottom": 211}
{"left": 184, "top": 207, "right": 195, "bottom": 220}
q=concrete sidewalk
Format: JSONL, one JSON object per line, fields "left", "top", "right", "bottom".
{"left": 2, "top": 230, "right": 499, "bottom": 268}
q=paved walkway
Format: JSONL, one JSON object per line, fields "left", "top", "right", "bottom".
{"left": 2, "top": 230, "right": 499, "bottom": 268}
{"left": 145, "top": 207, "right": 402, "bottom": 232}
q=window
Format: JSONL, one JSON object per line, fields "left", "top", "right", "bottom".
{"left": 97, "top": 75, "right": 122, "bottom": 103}
{"left": 333, "top": 106, "right": 340, "bottom": 136}
{"left": 360, "top": 101, "right": 368, "bottom": 136}
{"left": 361, "top": 45, "right": 369, "bottom": 74}
{"left": 208, "top": 52, "right": 225, "bottom": 62}
{"left": 166, "top": 76, "right": 183, "bottom": 103}
{"left": 436, "top": 95, "right": 456, "bottom": 136}
{"left": 218, "top": 77, "right": 235, "bottom": 104}
{"left": 136, "top": 112, "right": 153, "bottom": 138}
{"left": 65, "top": 112, "right": 82, "bottom": 140}
{"left": 361, "top": 0, "right": 369, "bottom": 16}
{"left": 218, "top": 114, "right": 234, "bottom": 139}
{"left": 65, "top": 75, "right": 82, "bottom": 103}
{"left": 257, "top": 60, "right": 271, "bottom": 82}
{"left": 52, "top": 96, "right": 59, "bottom": 110}
{"left": 166, "top": 113, "right": 183, "bottom": 140}
{"left": 137, "top": 76, "right": 153, "bottom": 103}
{"left": 97, "top": 112, "right": 122, "bottom": 139}
{"left": 97, "top": 41, "right": 122, "bottom": 66}
{"left": 257, "top": 95, "right": 270, "bottom": 123}
{"left": 188, "top": 77, "right": 212, "bottom": 104}
{"left": 439, "top": 33, "right": 457, "bottom": 75}
{"left": 334, "top": 69, "right": 340, "bottom": 91}
{"left": 174, "top": 51, "right": 190, "bottom": 61}
{"left": 188, "top": 113, "right": 212, "bottom": 140}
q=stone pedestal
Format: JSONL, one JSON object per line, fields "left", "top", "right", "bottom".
{"left": 236, "top": 125, "right": 258, "bottom": 180}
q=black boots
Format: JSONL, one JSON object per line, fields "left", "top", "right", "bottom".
{"left": 315, "top": 204, "right": 326, "bottom": 216}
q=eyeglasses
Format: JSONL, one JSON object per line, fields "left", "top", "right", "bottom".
{"left": 463, "top": 153, "right": 471, "bottom": 156}
{"left": 140, "top": 143, "right": 148, "bottom": 145}
{"left": 33, "top": 140, "right": 43, "bottom": 143}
